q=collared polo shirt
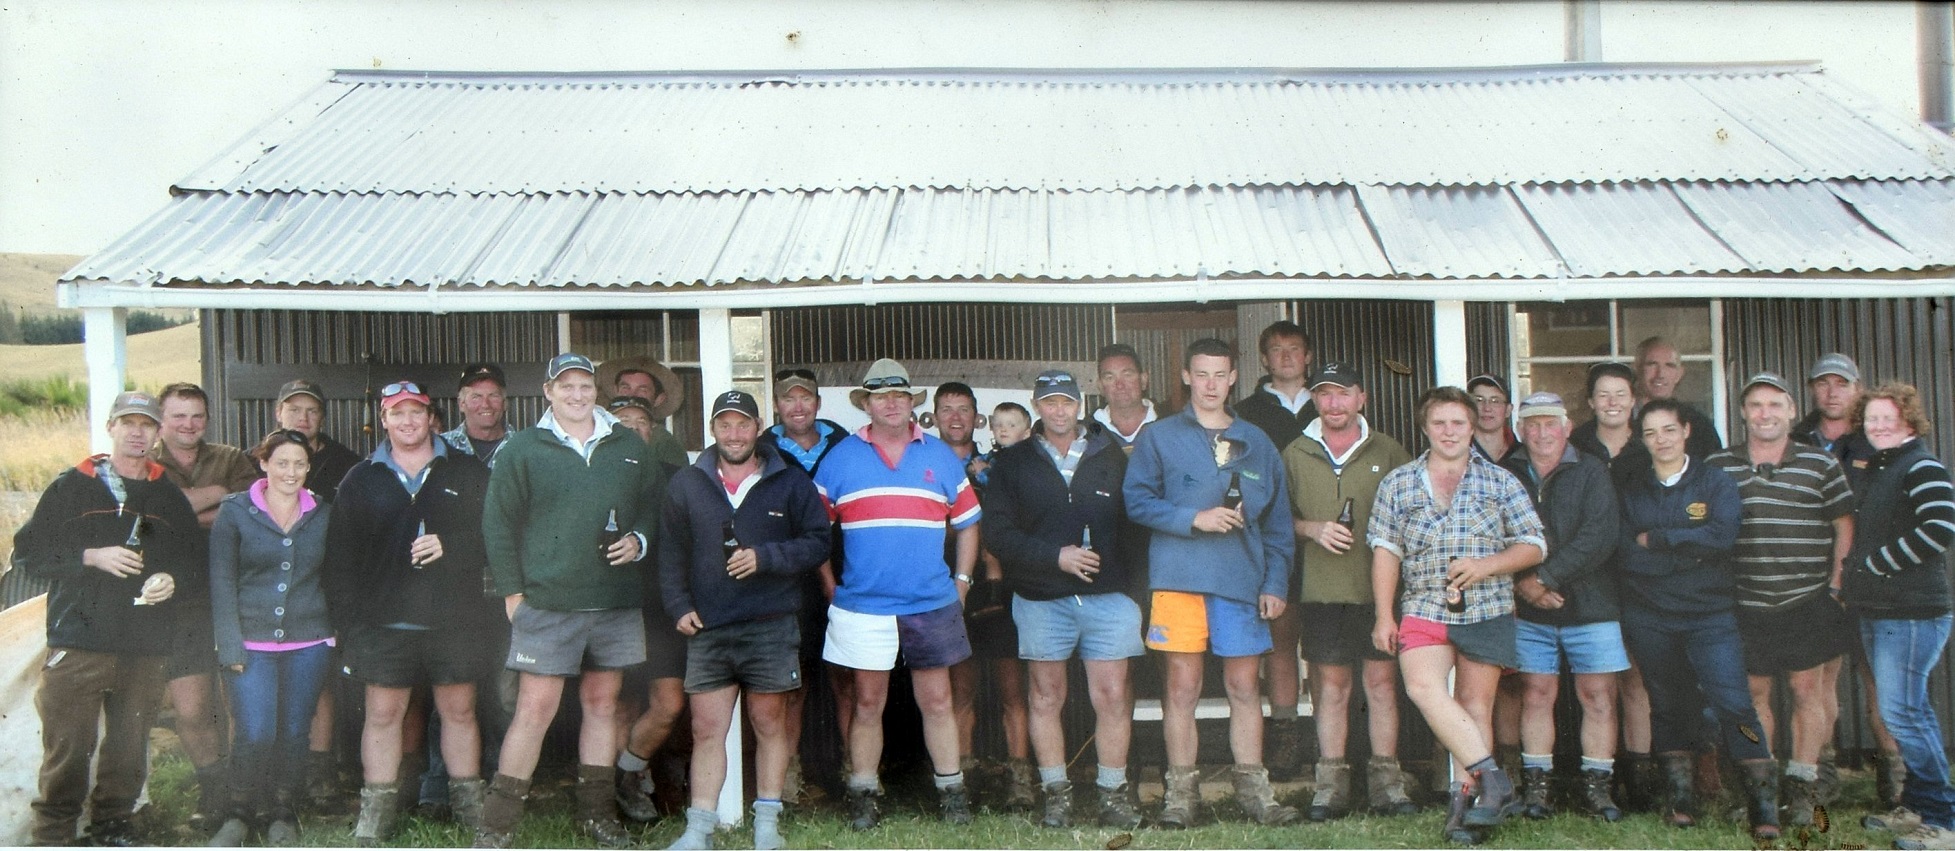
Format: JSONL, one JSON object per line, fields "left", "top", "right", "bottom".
{"left": 1708, "top": 441, "right": 1854, "bottom": 610}
{"left": 813, "top": 423, "right": 982, "bottom": 616}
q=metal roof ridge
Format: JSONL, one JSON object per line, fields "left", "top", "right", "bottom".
{"left": 325, "top": 61, "right": 1827, "bottom": 88}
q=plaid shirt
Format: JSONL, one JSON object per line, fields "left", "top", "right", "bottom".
{"left": 1369, "top": 451, "right": 1547, "bottom": 625}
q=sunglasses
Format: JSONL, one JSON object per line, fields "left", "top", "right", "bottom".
{"left": 775, "top": 368, "right": 816, "bottom": 382}
{"left": 381, "top": 381, "right": 423, "bottom": 397}
{"left": 1037, "top": 373, "right": 1075, "bottom": 385}
{"left": 274, "top": 429, "right": 308, "bottom": 445}
{"left": 862, "top": 376, "right": 911, "bottom": 391}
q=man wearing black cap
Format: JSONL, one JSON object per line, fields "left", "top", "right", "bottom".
{"left": 444, "top": 363, "right": 517, "bottom": 470}
{"left": 477, "top": 353, "right": 669, "bottom": 848}
{"left": 1708, "top": 372, "right": 1856, "bottom": 826}
{"left": 274, "top": 379, "right": 362, "bottom": 502}
{"left": 1467, "top": 375, "right": 1519, "bottom": 464}
{"left": 1281, "top": 361, "right": 1416, "bottom": 820}
{"left": 659, "top": 390, "right": 830, "bottom": 851}
{"left": 16, "top": 391, "right": 203, "bottom": 846}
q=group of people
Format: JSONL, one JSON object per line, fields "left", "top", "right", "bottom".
{"left": 15, "top": 322, "right": 1955, "bottom": 851}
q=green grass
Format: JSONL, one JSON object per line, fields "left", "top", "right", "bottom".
{"left": 0, "top": 374, "right": 88, "bottom": 418}
{"left": 142, "top": 747, "right": 1892, "bottom": 849}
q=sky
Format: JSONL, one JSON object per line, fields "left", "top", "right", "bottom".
{"left": 0, "top": 0, "right": 1931, "bottom": 257}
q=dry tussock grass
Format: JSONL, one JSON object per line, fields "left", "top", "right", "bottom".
{"left": 0, "top": 410, "right": 89, "bottom": 564}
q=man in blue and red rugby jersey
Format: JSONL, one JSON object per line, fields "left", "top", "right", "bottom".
{"left": 813, "top": 358, "right": 983, "bottom": 830}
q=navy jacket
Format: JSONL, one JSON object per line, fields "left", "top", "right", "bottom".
{"left": 208, "top": 489, "right": 333, "bottom": 667}
{"left": 1616, "top": 456, "right": 1742, "bottom": 616}
{"left": 323, "top": 441, "right": 497, "bottom": 632}
{"left": 658, "top": 443, "right": 829, "bottom": 630}
{"left": 983, "top": 423, "right": 1139, "bottom": 601}
{"left": 1503, "top": 447, "right": 1622, "bottom": 626}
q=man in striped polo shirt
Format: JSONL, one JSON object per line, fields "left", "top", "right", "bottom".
{"left": 814, "top": 358, "right": 983, "bottom": 830}
{"left": 1708, "top": 371, "right": 1855, "bottom": 827}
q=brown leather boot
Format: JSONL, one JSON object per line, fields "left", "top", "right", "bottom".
{"left": 472, "top": 773, "right": 529, "bottom": 849}
{"left": 576, "top": 764, "right": 633, "bottom": 847}
{"left": 1158, "top": 766, "right": 1200, "bottom": 828}
{"left": 1232, "top": 764, "right": 1300, "bottom": 825}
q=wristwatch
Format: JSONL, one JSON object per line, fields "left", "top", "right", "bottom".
{"left": 953, "top": 573, "right": 973, "bottom": 584}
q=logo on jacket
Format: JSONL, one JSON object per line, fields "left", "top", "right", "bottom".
{"left": 1685, "top": 502, "right": 1708, "bottom": 520}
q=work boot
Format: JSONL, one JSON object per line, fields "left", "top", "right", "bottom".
{"left": 472, "top": 773, "right": 530, "bottom": 849}
{"left": 1158, "top": 766, "right": 1200, "bottom": 828}
{"left": 1816, "top": 742, "right": 1841, "bottom": 805}
{"left": 1098, "top": 782, "right": 1142, "bottom": 829}
{"left": 1657, "top": 751, "right": 1697, "bottom": 828}
{"left": 1880, "top": 749, "right": 1909, "bottom": 809}
{"left": 845, "top": 784, "right": 882, "bottom": 831}
{"left": 1520, "top": 766, "right": 1553, "bottom": 819}
{"left": 1005, "top": 759, "right": 1038, "bottom": 812}
{"left": 577, "top": 764, "right": 633, "bottom": 847}
{"left": 1580, "top": 768, "right": 1622, "bottom": 822}
{"left": 666, "top": 806, "right": 717, "bottom": 851}
{"left": 191, "top": 762, "right": 227, "bottom": 833}
{"left": 1464, "top": 764, "right": 1519, "bottom": 828}
{"left": 1442, "top": 781, "right": 1485, "bottom": 846}
{"left": 1615, "top": 752, "right": 1652, "bottom": 813}
{"left": 1367, "top": 756, "right": 1419, "bottom": 815}
{"left": 617, "top": 762, "right": 660, "bottom": 822}
{"left": 353, "top": 783, "right": 400, "bottom": 847}
{"left": 450, "top": 776, "right": 488, "bottom": 832}
{"left": 1868, "top": 806, "right": 1926, "bottom": 834}
{"left": 1308, "top": 758, "right": 1352, "bottom": 822}
{"left": 1040, "top": 780, "right": 1073, "bottom": 828}
{"left": 1232, "top": 764, "right": 1300, "bottom": 825}
{"left": 1741, "top": 759, "right": 1781, "bottom": 842}
{"left": 1781, "top": 774, "right": 1816, "bottom": 828}
{"left": 1267, "top": 717, "right": 1306, "bottom": 781}
{"left": 938, "top": 783, "right": 974, "bottom": 825}
{"left": 206, "top": 818, "right": 250, "bottom": 847}
{"left": 751, "top": 799, "right": 785, "bottom": 851}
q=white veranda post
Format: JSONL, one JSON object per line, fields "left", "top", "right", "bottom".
{"left": 697, "top": 308, "right": 746, "bottom": 827}
{"left": 83, "top": 306, "right": 130, "bottom": 454}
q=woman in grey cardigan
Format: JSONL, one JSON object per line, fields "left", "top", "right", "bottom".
{"left": 206, "top": 431, "right": 334, "bottom": 847}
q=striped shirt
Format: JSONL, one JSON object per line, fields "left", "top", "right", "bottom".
{"left": 1369, "top": 451, "right": 1547, "bottom": 625}
{"left": 814, "top": 423, "right": 982, "bottom": 616}
{"left": 1708, "top": 442, "right": 1854, "bottom": 610}
{"left": 1864, "top": 453, "right": 1955, "bottom": 578}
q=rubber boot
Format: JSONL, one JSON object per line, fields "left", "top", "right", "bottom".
{"left": 1657, "top": 751, "right": 1697, "bottom": 828}
{"left": 1308, "top": 758, "right": 1351, "bottom": 822}
{"left": 751, "top": 799, "right": 785, "bottom": 851}
{"left": 577, "top": 764, "right": 633, "bottom": 847}
{"left": 1615, "top": 751, "right": 1652, "bottom": 813}
{"left": 1520, "top": 766, "right": 1553, "bottom": 819}
{"left": 1463, "top": 764, "right": 1518, "bottom": 828}
{"left": 1366, "top": 756, "right": 1419, "bottom": 815}
{"left": 1442, "top": 781, "right": 1485, "bottom": 845}
{"left": 191, "top": 762, "right": 227, "bottom": 833}
{"left": 1580, "top": 768, "right": 1622, "bottom": 822}
{"left": 1879, "top": 749, "right": 1908, "bottom": 809}
{"left": 472, "top": 773, "right": 529, "bottom": 849}
{"left": 1740, "top": 759, "right": 1781, "bottom": 842}
{"left": 1005, "top": 759, "right": 1038, "bottom": 812}
{"left": 352, "top": 783, "right": 400, "bottom": 847}
{"left": 665, "top": 806, "right": 717, "bottom": 851}
{"left": 1232, "top": 764, "right": 1300, "bottom": 825}
{"left": 450, "top": 776, "right": 488, "bottom": 832}
{"left": 1267, "top": 717, "right": 1306, "bottom": 781}
{"left": 206, "top": 818, "right": 250, "bottom": 847}
{"left": 1040, "top": 781, "right": 1072, "bottom": 828}
{"left": 1158, "top": 766, "right": 1200, "bottom": 828}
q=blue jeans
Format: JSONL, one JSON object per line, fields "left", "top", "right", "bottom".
{"left": 1863, "top": 615, "right": 1955, "bottom": 829}
{"left": 223, "top": 644, "right": 332, "bottom": 821}
{"left": 1621, "top": 604, "right": 1771, "bottom": 762}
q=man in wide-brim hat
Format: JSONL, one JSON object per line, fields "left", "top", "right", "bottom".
{"left": 595, "top": 355, "right": 688, "bottom": 468}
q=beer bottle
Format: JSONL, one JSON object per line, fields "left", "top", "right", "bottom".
{"left": 127, "top": 516, "right": 149, "bottom": 606}
{"left": 412, "top": 520, "right": 427, "bottom": 569}
{"left": 1080, "top": 525, "right": 1094, "bottom": 552}
{"left": 599, "top": 509, "right": 622, "bottom": 555}
{"left": 721, "top": 519, "right": 741, "bottom": 561}
{"left": 1335, "top": 498, "right": 1355, "bottom": 530}
{"left": 1446, "top": 558, "right": 1466, "bottom": 613}
{"left": 1222, "top": 471, "right": 1243, "bottom": 511}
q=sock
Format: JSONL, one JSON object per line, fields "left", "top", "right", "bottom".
{"left": 1522, "top": 753, "right": 1553, "bottom": 770}
{"left": 1466, "top": 756, "right": 1498, "bottom": 776}
{"left": 1097, "top": 765, "right": 1127, "bottom": 790}
{"left": 1581, "top": 756, "right": 1615, "bottom": 774}
{"left": 1038, "top": 766, "right": 1067, "bottom": 786}
{"left": 847, "top": 773, "right": 881, "bottom": 793}
{"left": 1786, "top": 761, "right": 1819, "bottom": 782}
{"left": 754, "top": 798, "right": 782, "bottom": 810}
{"left": 616, "top": 751, "right": 649, "bottom": 773}
{"left": 1269, "top": 704, "right": 1298, "bottom": 721}
{"left": 934, "top": 771, "right": 965, "bottom": 791}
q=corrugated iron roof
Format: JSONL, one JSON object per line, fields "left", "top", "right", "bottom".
{"left": 66, "top": 64, "right": 1955, "bottom": 291}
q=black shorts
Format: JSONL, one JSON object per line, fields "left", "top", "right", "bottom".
{"left": 346, "top": 623, "right": 490, "bottom": 688}
{"left": 641, "top": 606, "right": 689, "bottom": 681}
{"left": 1738, "top": 593, "right": 1853, "bottom": 676}
{"left": 685, "top": 615, "right": 802, "bottom": 694}
{"left": 1298, "top": 602, "right": 1393, "bottom": 667}
{"left": 167, "top": 603, "right": 220, "bottom": 680}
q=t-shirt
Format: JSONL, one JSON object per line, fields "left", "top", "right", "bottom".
{"left": 813, "top": 424, "right": 982, "bottom": 616}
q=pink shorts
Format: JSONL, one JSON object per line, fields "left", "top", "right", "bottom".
{"left": 1396, "top": 614, "right": 1519, "bottom": 669}
{"left": 1397, "top": 615, "right": 1451, "bottom": 653}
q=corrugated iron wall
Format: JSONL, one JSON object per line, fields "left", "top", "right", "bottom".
{"left": 1467, "top": 301, "right": 1513, "bottom": 387}
{"left": 1724, "top": 297, "right": 1955, "bottom": 754}
{"left": 1288, "top": 299, "right": 1439, "bottom": 450}
{"left": 774, "top": 303, "right": 1114, "bottom": 365}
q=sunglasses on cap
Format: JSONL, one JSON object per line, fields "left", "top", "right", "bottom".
{"left": 381, "top": 381, "right": 423, "bottom": 397}
{"left": 273, "top": 429, "right": 308, "bottom": 445}
{"left": 862, "top": 376, "right": 911, "bottom": 391}
{"left": 775, "top": 368, "right": 816, "bottom": 381}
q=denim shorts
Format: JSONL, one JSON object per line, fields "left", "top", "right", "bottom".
{"left": 1514, "top": 619, "right": 1630, "bottom": 675}
{"left": 1144, "top": 591, "right": 1271, "bottom": 658}
{"left": 685, "top": 615, "right": 802, "bottom": 695}
{"left": 823, "top": 602, "right": 972, "bottom": 671}
{"left": 506, "top": 604, "right": 646, "bottom": 676}
{"left": 1012, "top": 593, "right": 1144, "bottom": 662}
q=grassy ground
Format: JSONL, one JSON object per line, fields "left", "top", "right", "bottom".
{"left": 142, "top": 745, "right": 1889, "bottom": 849}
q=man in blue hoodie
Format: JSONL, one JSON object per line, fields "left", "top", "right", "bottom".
{"left": 1125, "top": 338, "right": 1297, "bottom": 828}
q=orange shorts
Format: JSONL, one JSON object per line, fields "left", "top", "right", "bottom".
{"left": 1143, "top": 590, "right": 1272, "bottom": 658}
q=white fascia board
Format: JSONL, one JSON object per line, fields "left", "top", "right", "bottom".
{"left": 57, "top": 275, "right": 1955, "bottom": 312}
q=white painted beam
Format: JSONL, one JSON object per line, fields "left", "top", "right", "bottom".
{"left": 83, "top": 307, "right": 129, "bottom": 454}
{"left": 1432, "top": 300, "right": 1469, "bottom": 388}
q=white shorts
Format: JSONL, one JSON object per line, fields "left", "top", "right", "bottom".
{"left": 822, "top": 606, "right": 900, "bottom": 671}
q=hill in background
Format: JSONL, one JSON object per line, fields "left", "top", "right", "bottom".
{"left": 0, "top": 253, "right": 201, "bottom": 387}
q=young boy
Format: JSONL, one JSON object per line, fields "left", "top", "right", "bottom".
{"left": 974, "top": 403, "right": 1032, "bottom": 487}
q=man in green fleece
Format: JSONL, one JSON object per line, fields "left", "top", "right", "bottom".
{"left": 475, "top": 353, "right": 669, "bottom": 849}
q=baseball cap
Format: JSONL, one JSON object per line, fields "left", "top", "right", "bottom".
{"left": 710, "top": 390, "right": 762, "bottom": 422}
{"left": 546, "top": 352, "right": 596, "bottom": 381}
{"left": 108, "top": 391, "right": 162, "bottom": 424}
{"left": 606, "top": 396, "right": 654, "bottom": 418}
{"left": 774, "top": 367, "right": 819, "bottom": 398}
{"left": 1467, "top": 374, "right": 1510, "bottom": 398}
{"left": 1808, "top": 353, "right": 1860, "bottom": 384}
{"left": 1032, "top": 369, "right": 1082, "bottom": 403}
{"left": 458, "top": 362, "right": 506, "bottom": 389}
{"left": 1742, "top": 371, "right": 1795, "bottom": 398}
{"left": 1515, "top": 391, "right": 1567, "bottom": 420}
{"left": 379, "top": 380, "right": 432, "bottom": 410}
{"left": 1309, "top": 361, "right": 1362, "bottom": 390}
{"left": 276, "top": 379, "right": 325, "bottom": 405}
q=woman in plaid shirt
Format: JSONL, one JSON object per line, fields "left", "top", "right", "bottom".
{"left": 1370, "top": 386, "right": 1547, "bottom": 845}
